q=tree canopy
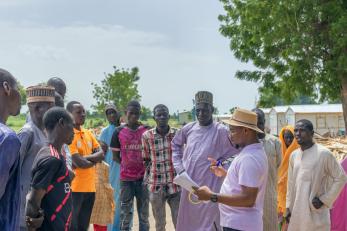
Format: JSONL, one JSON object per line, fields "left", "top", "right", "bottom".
{"left": 92, "top": 66, "right": 141, "bottom": 113}
{"left": 18, "top": 82, "right": 26, "bottom": 105}
{"left": 219, "top": 0, "right": 347, "bottom": 128}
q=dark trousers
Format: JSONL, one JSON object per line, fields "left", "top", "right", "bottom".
{"left": 223, "top": 227, "right": 242, "bottom": 231}
{"left": 72, "top": 192, "right": 95, "bottom": 231}
{"left": 120, "top": 180, "right": 149, "bottom": 231}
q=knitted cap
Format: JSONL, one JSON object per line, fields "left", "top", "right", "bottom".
{"left": 195, "top": 91, "right": 213, "bottom": 105}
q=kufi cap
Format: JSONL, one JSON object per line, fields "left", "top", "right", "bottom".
{"left": 26, "top": 85, "right": 55, "bottom": 104}
{"left": 195, "top": 91, "right": 213, "bottom": 105}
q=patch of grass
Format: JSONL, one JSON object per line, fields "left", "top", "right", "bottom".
{"left": 7, "top": 114, "right": 26, "bottom": 132}
{"left": 85, "top": 118, "right": 107, "bottom": 129}
{"left": 6, "top": 114, "right": 183, "bottom": 133}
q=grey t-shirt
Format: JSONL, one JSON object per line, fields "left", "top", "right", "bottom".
{"left": 18, "top": 121, "right": 47, "bottom": 228}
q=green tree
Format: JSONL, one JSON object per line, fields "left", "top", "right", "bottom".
{"left": 219, "top": 0, "right": 347, "bottom": 130}
{"left": 18, "top": 82, "right": 26, "bottom": 105}
{"left": 213, "top": 107, "right": 220, "bottom": 115}
{"left": 229, "top": 107, "right": 237, "bottom": 114}
{"left": 140, "top": 106, "right": 152, "bottom": 121}
{"left": 258, "top": 88, "right": 317, "bottom": 108}
{"left": 172, "top": 112, "right": 179, "bottom": 121}
{"left": 92, "top": 66, "right": 141, "bottom": 113}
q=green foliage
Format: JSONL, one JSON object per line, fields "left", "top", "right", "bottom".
{"left": 7, "top": 114, "right": 26, "bottom": 132}
{"left": 143, "top": 118, "right": 181, "bottom": 128}
{"left": 18, "top": 82, "right": 26, "bottom": 105}
{"left": 219, "top": 0, "right": 347, "bottom": 105}
{"left": 213, "top": 107, "right": 220, "bottom": 115}
{"left": 85, "top": 118, "right": 106, "bottom": 129}
{"left": 6, "top": 114, "right": 184, "bottom": 133}
{"left": 172, "top": 112, "right": 179, "bottom": 121}
{"left": 140, "top": 106, "right": 152, "bottom": 121}
{"left": 258, "top": 88, "right": 317, "bottom": 107}
{"left": 229, "top": 107, "right": 237, "bottom": 114}
{"left": 92, "top": 66, "right": 141, "bottom": 113}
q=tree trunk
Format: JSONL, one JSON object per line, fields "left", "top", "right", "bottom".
{"left": 340, "top": 77, "right": 347, "bottom": 134}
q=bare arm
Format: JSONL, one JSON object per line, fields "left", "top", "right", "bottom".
{"left": 218, "top": 185, "right": 258, "bottom": 207}
{"left": 110, "top": 127, "right": 121, "bottom": 163}
{"left": 142, "top": 134, "right": 151, "bottom": 168}
{"left": 25, "top": 188, "right": 45, "bottom": 230}
{"left": 71, "top": 154, "right": 95, "bottom": 169}
{"left": 112, "top": 149, "right": 121, "bottom": 164}
{"left": 85, "top": 147, "right": 104, "bottom": 163}
{"left": 71, "top": 147, "right": 105, "bottom": 169}
{"left": 194, "top": 185, "right": 259, "bottom": 208}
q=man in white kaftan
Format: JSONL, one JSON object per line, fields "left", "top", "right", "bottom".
{"left": 286, "top": 119, "right": 347, "bottom": 231}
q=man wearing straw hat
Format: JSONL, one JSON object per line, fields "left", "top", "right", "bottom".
{"left": 172, "top": 91, "right": 238, "bottom": 231}
{"left": 194, "top": 108, "right": 268, "bottom": 231}
{"left": 18, "top": 85, "right": 55, "bottom": 230}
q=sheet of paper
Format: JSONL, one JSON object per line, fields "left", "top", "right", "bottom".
{"left": 173, "top": 172, "right": 199, "bottom": 193}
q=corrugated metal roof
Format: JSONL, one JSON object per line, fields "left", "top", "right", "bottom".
{"left": 270, "top": 106, "right": 288, "bottom": 113}
{"left": 260, "top": 108, "right": 271, "bottom": 113}
{"left": 213, "top": 114, "right": 232, "bottom": 118}
{"left": 287, "top": 104, "right": 342, "bottom": 113}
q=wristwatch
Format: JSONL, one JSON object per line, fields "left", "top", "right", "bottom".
{"left": 210, "top": 193, "right": 218, "bottom": 203}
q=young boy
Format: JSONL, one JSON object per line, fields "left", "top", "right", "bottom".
{"left": 25, "top": 107, "right": 75, "bottom": 231}
{"left": 67, "top": 101, "right": 104, "bottom": 231}
{"left": 110, "top": 100, "right": 149, "bottom": 231}
{"left": 142, "top": 104, "right": 180, "bottom": 231}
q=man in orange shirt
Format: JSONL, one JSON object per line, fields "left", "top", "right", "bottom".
{"left": 67, "top": 101, "right": 105, "bottom": 231}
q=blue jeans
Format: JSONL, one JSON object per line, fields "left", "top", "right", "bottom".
{"left": 120, "top": 180, "right": 149, "bottom": 231}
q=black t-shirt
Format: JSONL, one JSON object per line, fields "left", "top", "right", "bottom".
{"left": 31, "top": 145, "right": 72, "bottom": 231}
{"left": 109, "top": 125, "right": 124, "bottom": 150}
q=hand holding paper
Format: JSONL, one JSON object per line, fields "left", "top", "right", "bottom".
{"left": 173, "top": 171, "right": 200, "bottom": 193}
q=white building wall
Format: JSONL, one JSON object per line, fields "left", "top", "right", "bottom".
{"left": 264, "top": 113, "right": 270, "bottom": 131}
{"left": 277, "top": 113, "right": 287, "bottom": 135}
{"left": 286, "top": 109, "right": 295, "bottom": 127}
{"left": 295, "top": 113, "right": 343, "bottom": 136}
{"left": 296, "top": 114, "right": 316, "bottom": 128}
{"left": 269, "top": 109, "right": 277, "bottom": 135}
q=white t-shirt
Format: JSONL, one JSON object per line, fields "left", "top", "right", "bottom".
{"left": 219, "top": 143, "right": 268, "bottom": 231}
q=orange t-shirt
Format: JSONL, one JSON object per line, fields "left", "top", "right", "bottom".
{"left": 69, "top": 127, "right": 100, "bottom": 192}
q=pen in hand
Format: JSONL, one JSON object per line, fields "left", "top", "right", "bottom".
{"left": 208, "top": 157, "right": 227, "bottom": 177}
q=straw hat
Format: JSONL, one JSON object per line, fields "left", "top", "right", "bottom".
{"left": 222, "top": 108, "right": 264, "bottom": 134}
{"left": 26, "top": 85, "right": 55, "bottom": 104}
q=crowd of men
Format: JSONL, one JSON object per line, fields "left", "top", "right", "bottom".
{"left": 0, "top": 67, "right": 347, "bottom": 231}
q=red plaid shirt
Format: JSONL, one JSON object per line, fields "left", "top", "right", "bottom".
{"left": 142, "top": 127, "right": 180, "bottom": 193}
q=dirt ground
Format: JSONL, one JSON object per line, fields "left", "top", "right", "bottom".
{"left": 90, "top": 202, "right": 175, "bottom": 231}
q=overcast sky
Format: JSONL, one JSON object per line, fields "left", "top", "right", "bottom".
{"left": 0, "top": 0, "right": 259, "bottom": 114}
